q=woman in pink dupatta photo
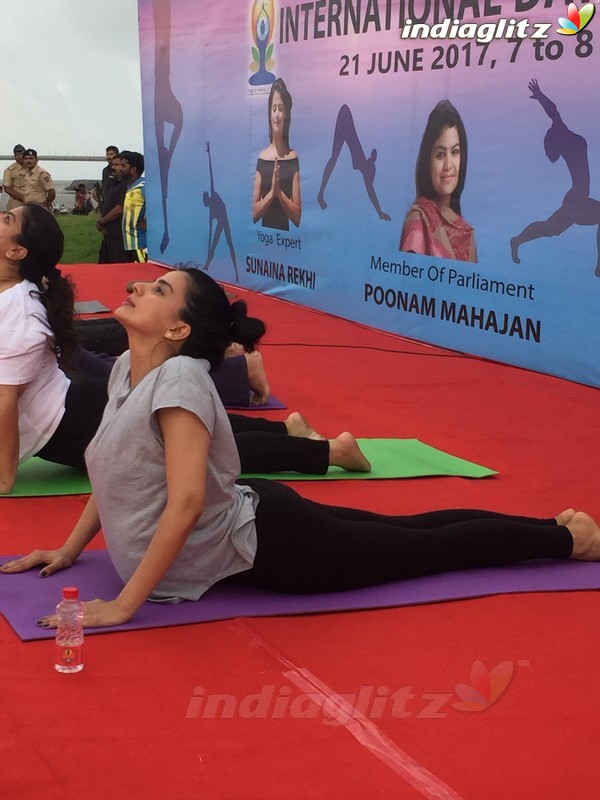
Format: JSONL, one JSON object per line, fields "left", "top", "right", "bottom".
{"left": 400, "top": 100, "right": 477, "bottom": 263}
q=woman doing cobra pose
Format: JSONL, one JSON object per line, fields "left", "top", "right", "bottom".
{"left": 0, "top": 206, "right": 367, "bottom": 494}
{"left": 2, "top": 269, "right": 599, "bottom": 629}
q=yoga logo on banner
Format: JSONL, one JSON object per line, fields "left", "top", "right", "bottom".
{"left": 249, "top": 0, "right": 276, "bottom": 87}
{"left": 185, "top": 660, "right": 515, "bottom": 722}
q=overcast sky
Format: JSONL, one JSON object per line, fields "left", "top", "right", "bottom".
{"left": 1, "top": 0, "right": 144, "bottom": 180}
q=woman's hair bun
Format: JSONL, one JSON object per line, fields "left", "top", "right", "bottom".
{"left": 231, "top": 299, "right": 248, "bottom": 323}
{"left": 230, "top": 299, "right": 266, "bottom": 352}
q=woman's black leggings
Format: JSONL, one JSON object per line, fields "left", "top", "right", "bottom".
{"left": 68, "top": 334, "right": 331, "bottom": 475}
{"left": 229, "top": 415, "right": 329, "bottom": 474}
{"left": 232, "top": 479, "right": 573, "bottom": 594}
{"left": 36, "top": 372, "right": 108, "bottom": 471}
{"left": 35, "top": 371, "right": 329, "bottom": 475}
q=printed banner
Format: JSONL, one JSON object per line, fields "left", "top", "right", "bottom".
{"left": 138, "top": 0, "right": 600, "bottom": 387}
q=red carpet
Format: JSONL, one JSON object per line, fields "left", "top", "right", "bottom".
{"left": 2, "top": 263, "right": 598, "bottom": 799}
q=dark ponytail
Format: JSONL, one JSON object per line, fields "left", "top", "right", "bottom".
{"left": 178, "top": 269, "right": 266, "bottom": 368}
{"left": 230, "top": 299, "right": 266, "bottom": 352}
{"left": 17, "top": 204, "right": 78, "bottom": 367}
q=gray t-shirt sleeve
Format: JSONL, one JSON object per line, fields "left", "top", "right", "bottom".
{"left": 150, "top": 359, "right": 217, "bottom": 439}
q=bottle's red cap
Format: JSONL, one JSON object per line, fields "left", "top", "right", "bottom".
{"left": 62, "top": 586, "right": 79, "bottom": 599}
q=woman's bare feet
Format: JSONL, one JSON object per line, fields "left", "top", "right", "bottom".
{"left": 328, "top": 432, "right": 371, "bottom": 473}
{"left": 284, "top": 412, "right": 326, "bottom": 440}
{"left": 567, "top": 512, "right": 600, "bottom": 561}
{"left": 555, "top": 508, "right": 576, "bottom": 526}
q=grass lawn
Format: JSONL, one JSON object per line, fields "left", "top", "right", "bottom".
{"left": 56, "top": 214, "right": 102, "bottom": 264}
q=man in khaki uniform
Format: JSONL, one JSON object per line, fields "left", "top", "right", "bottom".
{"left": 2, "top": 144, "right": 27, "bottom": 210}
{"left": 20, "top": 148, "right": 56, "bottom": 210}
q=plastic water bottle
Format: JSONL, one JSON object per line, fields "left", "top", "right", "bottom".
{"left": 55, "top": 586, "right": 84, "bottom": 673}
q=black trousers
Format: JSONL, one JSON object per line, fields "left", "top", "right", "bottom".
{"left": 229, "top": 416, "right": 329, "bottom": 474}
{"left": 34, "top": 368, "right": 328, "bottom": 475}
{"left": 36, "top": 373, "right": 108, "bottom": 471}
{"left": 98, "top": 235, "right": 128, "bottom": 264}
{"left": 231, "top": 479, "right": 573, "bottom": 594}
{"left": 74, "top": 318, "right": 128, "bottom": 357}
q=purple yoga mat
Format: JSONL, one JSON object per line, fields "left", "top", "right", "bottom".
{"left": 2, "top": 551, "right": 599, "bottom": 641}
{"left": 224, "top": 394, "right": 286, "bottom": 410}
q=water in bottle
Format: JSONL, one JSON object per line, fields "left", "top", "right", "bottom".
{"left": 55, "top": 586, "right": 84, "bottom": 673}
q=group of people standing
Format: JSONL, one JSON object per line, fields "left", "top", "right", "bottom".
{"left": 2, "top": 144, "right": 56, "bottom": 212}
{"left": 1, "top": 142, "right": 147, "bottom": 264}
{"left": 97, "top": 145, "right": 147, "bottom": 264}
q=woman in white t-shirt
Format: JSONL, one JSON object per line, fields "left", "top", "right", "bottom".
{"left": 0, "top": 206, "right": 370, "bottom": 495}
{"left": 0, "top": 204, "right": 107, "bottom": 494}
{"left": 2, "top": 269, "right": 599, "bottom": 629}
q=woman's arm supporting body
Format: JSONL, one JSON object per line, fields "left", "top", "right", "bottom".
{"left": 0, "top": 384, "right": 20, "bottom": 494}
{"left": 0, "top": 493, "right": 102, "bottom": 575}
{"left": 105, "top": 406, "right": 209, "bottom": 624}
{"left": 0, "top": 406, "right": 211, "bottom": 627}
{"left": 0, "top": 276, "right": 73, "bottom": 485}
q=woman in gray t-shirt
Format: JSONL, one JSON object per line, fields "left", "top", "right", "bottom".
{"left": 3, "top": 270, "right": 599, "bottom": 627}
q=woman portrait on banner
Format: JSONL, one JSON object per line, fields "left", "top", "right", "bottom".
{"left": 400, "top": 100, "right": 477, "bottom": 263}
{"left": 253, "top": 78, "right": 302, "bottom": 231}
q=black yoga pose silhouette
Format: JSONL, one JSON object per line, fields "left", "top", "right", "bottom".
{"left": 317, "top": 104, "right": 390, "bottom": 222}
{"left": 153, "top": 0, "right": 184, "bottom": 254}
{"left": 203, "top": 142, "right": 239, "bottom": 283}
{"left": 510, "top": 79, "right": 600, "bottom": 276}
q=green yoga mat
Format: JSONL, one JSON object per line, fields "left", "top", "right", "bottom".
{"left": 6, "top": 440, "right": 495, "bottom": 497}
{"left": 241, "top": 439, "right": 497, "bottom": 481}
{"left": 7, "top": 459, "right": 92, "bottom": 497}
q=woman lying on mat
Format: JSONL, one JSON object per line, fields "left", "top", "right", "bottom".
{"left": 0, "top": 204, "right": 369, "bottom": 494}
{"left": 76, "top": 313, "right": 273, "bottom": 406}
{"left": 2, "top": 268, "right": 599, "bottom": 629}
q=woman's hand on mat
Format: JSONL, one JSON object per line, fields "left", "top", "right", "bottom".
{"left": 80, "top": 599, "right": 132, "bottom": 627}
{"left": 37, "top": 598, "right": 132, "bottom": 629}
{"left": 0, "top": 548, "right": 73, "bottom": 577}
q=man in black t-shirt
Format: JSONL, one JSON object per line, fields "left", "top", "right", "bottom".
{"left": 96, "top": 155, "right": 128, "bottom": 263}
{"left": 101, "top": 145, "right": 119, "bottom": 195}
